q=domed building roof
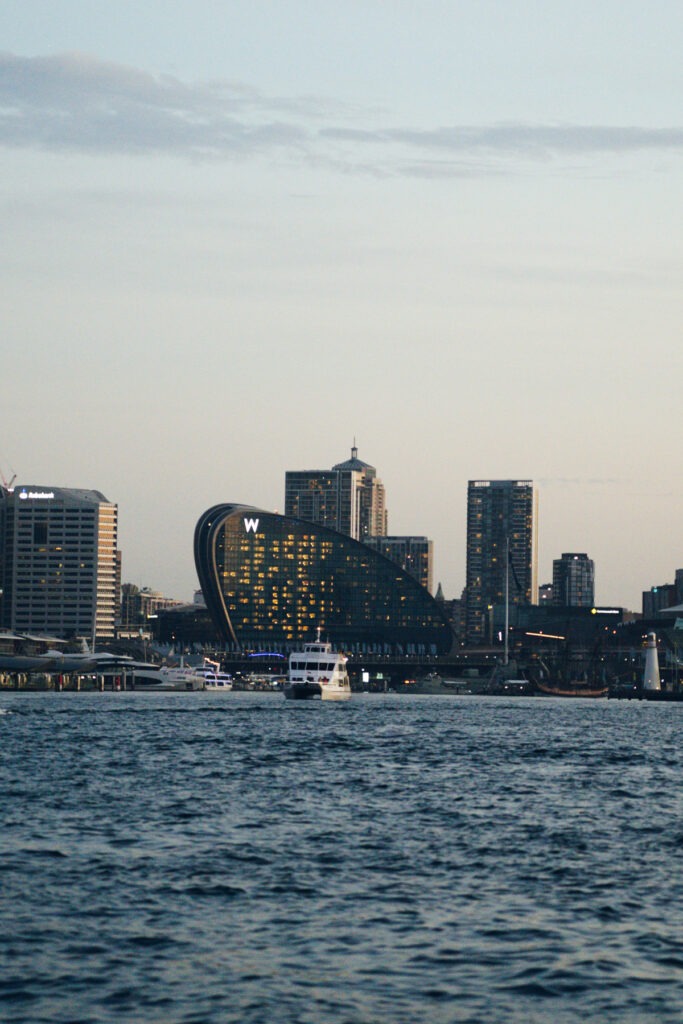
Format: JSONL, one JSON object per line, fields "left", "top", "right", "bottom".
{"left": 332, "top": 445, "right": 375, "bottom": 473}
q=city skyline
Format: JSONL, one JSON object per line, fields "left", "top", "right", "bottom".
{"left": 3, "top": 3, "right": 682, "bottom": 610}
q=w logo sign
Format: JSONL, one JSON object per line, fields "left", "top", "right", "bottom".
{"left": 244, "top": 517, "right": 260, "bottom": 533}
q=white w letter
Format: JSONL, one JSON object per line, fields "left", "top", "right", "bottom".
{"left": 244, "top": 517, "right": 259, "bottom": 533}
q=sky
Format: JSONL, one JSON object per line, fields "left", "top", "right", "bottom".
{"left": 2, "top": 1, "right": 682, "bottom": 610}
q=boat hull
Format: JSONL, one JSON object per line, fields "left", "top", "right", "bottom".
{"left": 285, "top": 633, "right": 352, "bottom": 702}
{"left": 284, "top": 682, "right": 322, "bottom": 700}
{"left": 537, "top": 681, "right": 607, "bottom": 698}
{"left": 321, "top": 684, "right": 352, "bottom": 701}
{"left": 283, "top": 681, "right": 351, "bottom": 701}
{"left": 129, "top": 667, "right": 205, "bottom": 691}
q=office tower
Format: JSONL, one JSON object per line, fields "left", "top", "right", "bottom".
{"left": 552, "top": 553, "right": 595, "bottom": 608}
{"left": 0, "top": 485, "right": 118, "bottom": 640}
{"left": 285, "top": 446, "right": 387, "bottom": 541}
{"left": 465, "top": 480, "right": 537, "bottom": 644}
{"left": 364, "top": 535, "right": 433, "bottom": 592}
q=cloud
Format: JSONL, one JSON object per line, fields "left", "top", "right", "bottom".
{"left": 0, "top": 51, "right": 312, "bottom": 158}
{"left": 323, "top": 124, "right": 683, "bottom": 155}
{"left": 538, "top": 478, "right": 623, "bottom": 487}
{"left": 2, "top": 51, "right": 683, "bottom": 174}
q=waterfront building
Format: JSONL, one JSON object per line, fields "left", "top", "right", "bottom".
{"left": 0, "top": 484, "right": 119, "bottom": 641}
{"left": 465, "top": 480, "right": 537, "bottom": 645}
{"left": 552, "top": 553, "right": 595, "bottom": 608}
{"left": 364, "top": 535, "right": 433, "bottom": 592}
{"left": 194, "top": 504, "right": 453, "bottom": 653}
{"left": 285, "top": 446, "right": 387, "bottom": 541}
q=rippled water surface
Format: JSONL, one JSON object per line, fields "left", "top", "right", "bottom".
{"left": 2, "top": 692, "right": 683, "bottom": 1023}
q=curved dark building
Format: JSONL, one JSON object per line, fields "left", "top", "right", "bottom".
{"left": 194, "top": 504, "right": 453, "bottom": 653}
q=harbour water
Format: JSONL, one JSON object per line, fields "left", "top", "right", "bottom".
{"left": 2, "top": 692, "right": 683, "bottom": 1023}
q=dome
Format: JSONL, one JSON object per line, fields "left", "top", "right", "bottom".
{"left": 332, "top": 446, "right": 375, "bottom": 473}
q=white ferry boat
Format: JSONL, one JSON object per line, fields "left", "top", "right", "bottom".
{"left": 128, "top": 663, "right": 205, "bottom": 691}
{"left": 284, "top": 632, "right": 351, "bottom": 701}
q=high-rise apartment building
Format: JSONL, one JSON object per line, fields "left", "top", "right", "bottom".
{"left": 0, "top": 485, "right": 119, "bottom": 640}
{"left": 552, "top": 553, "right": 595, "bottom": 608}
{"left": 285, "top": 447, "right": 387, "bottom": 541}
{"left": 364, "top": 536, "right": 433, "bottom": 592}
{"left": 465, "top": 479, "right": 537, "bottom": 644}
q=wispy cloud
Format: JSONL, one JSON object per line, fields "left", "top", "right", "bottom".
{"left": 0, "top": 51, "right": 323, "bottom": 158}
{"left": 538, "top": 478, "right": 623, "bottom": 487}
{"left": 2, "top": 52, "right": 683, "bottom": 175}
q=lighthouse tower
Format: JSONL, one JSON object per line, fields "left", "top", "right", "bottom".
{"left": 643, "top": 632, "right": 661, "bottom": 692}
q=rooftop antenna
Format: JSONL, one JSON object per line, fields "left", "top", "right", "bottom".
{"left": 352, "top": 436, "right": 358, "bottom": 459}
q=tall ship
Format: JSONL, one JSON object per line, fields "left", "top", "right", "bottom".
{"left": 536, "top": 679, "right": 608, "bottom": 698}
{"left": 284, "top": 632, "right": 352, "bottom": 701}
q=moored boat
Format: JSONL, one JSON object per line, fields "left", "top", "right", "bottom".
{"left": 536, "top": 680, "right": 608, "bottom": 698}
{"left": 284, "top": 632, "right": 351, "bottom": 701}
{"left": 202, "top": 671, "right": 233, "bottom": 691}
{"left": 129, "top": 663, "right": 205, "bottom": 691}
{"left": 196, "top": 658, "right": 233, "bottom": 691}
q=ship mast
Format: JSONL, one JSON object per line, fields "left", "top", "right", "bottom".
{"left": 504, "top": 536, "right": 509, "bottom": 667}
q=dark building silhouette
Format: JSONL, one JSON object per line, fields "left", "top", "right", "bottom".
{"left": 642, "top": 583, "right": 677, "bottom": 618}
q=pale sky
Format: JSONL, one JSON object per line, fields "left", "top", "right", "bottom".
{"left": 2, "top": 2, "right": 682, "bottom": 610}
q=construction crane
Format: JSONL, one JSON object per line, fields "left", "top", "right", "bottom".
{"left": 0, "top": 466, "right": 17, "bottom": 491}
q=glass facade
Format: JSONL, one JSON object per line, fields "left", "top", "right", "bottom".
{"left": 364, "top": 535, "right": 433, "bottom": 592}
{"left": 195, "top": 505, "right": 453, "bottom": 653}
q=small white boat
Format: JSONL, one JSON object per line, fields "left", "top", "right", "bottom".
{"left": 284, "top": 631, "right": 351, "bottom": 701}
{"left": 193, "top": 658, "right": 233, "bottom": 691}
{"left": 202, "top": 673, "right": 233, "bottom": 691}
